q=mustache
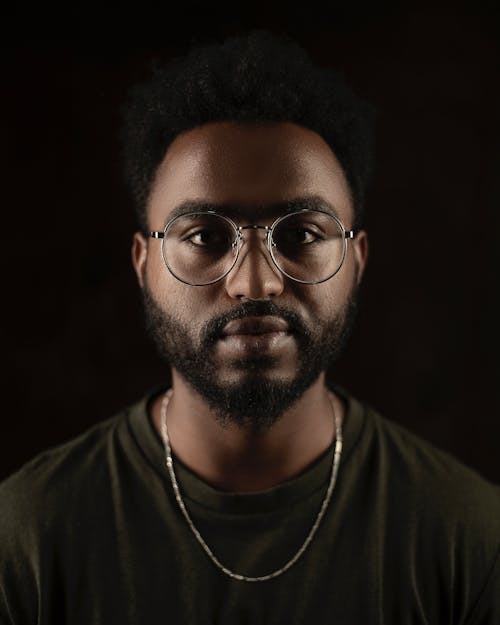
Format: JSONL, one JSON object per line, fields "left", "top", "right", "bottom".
{"left": 201, "top": 300, "right": 312, "bottom": 347}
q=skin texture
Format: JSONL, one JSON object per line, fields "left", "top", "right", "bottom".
{"left": 132, "top": 121, "right": 368, "bottom": 492}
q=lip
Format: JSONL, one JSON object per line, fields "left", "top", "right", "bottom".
{"left": 222, "top": 316, "right": 290, "bottom": 337}
{"left": 219, "top": 331, "right": 292, "bottom": 353}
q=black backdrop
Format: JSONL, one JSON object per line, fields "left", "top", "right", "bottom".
{"left": 2, "top": 2, "right": 499, "bottom": 483}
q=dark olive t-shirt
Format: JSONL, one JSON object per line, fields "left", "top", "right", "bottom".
{"left": 1, "top": 386, "right": 499, "bottom": 624}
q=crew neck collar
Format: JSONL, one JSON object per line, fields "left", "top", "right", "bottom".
{"left": 127, "top": 383, "right": 365, "bottom": 515}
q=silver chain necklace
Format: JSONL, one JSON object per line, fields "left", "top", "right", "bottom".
{"left": 159, "top": 388, "right": 343, "bottom": 583}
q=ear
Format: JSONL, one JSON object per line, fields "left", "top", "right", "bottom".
{"left": 352, "top": 229, "right": 369, "bottom": 286}
{"left": 132, "top": 231, "right": 148, "bottom": 288}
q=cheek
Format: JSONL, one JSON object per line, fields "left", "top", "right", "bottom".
{"left": 316, "top": 283, "right": 351, "bottom": 320}
{"left": 333, "top": 247, "right": 359, "bottom": 296}
{"left": 145, "top": 242, "right": 166, "bottom": 290}
{"left": 289, "top": 262, "right": 357, "bottom": 323}
{"left": 146, "top": 255, "right": 221, "bottom": 322}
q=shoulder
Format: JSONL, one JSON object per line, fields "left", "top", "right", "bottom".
{"left": 362, "top": 400, "right": 500, "bottom": 551}
{"left": 365, "top": 404, "right": 500, "bottom": 620}
{"left": 0, "top": 401, "right": 146, "bottom": 623}
{"left": 367, "top": 403, "right": 499, "bottom": 494}
{"left": 0, "top": 409, "right": 130, "bottom": 536}
{"left": 0, "top": 412, "right": 124, "bottom": 620}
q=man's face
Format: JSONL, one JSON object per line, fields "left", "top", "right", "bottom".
{"left": 133, "top": 121, "right": 368, "bottom": 431}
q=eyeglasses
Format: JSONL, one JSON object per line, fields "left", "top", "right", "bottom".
{"left": 150, "top": 209, "right": 357, "bottom": 286}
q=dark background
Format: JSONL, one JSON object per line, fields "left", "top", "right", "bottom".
{"left": 2, "top": 2, "right": 499, "bottom": 483}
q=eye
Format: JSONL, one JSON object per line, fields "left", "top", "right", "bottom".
{"left": 188, "top": 229, "right": 216, "bottom": 246}
{"left": 275, "top": 224, "right": 323, "bottom": 247}
{"left": 185, "top": 227, "right": 232, "bottom": 249}
{"left": 288, "top": 228, "right": 319, "bottom": 244}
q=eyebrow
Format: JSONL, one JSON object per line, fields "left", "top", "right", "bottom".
{"left": 162, "top": 195, "right": 341, "bottom": 227}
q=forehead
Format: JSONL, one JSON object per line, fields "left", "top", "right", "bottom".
{"left": 147, "top": 121, "right": 354, "bottom": 227}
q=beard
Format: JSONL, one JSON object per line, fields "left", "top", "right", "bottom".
{"left": 142, "top": 281, "right": 359, "bottom": 433}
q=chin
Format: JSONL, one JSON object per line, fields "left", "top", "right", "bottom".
{"left": 217, "top": 360, "right": 298, "bottom": 385}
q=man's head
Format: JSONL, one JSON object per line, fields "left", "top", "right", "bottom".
{"left": 123, "top": 32, "right": 374, "bottom": 431}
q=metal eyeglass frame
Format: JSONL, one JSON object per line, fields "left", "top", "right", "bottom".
{"left": 150, "top": 208, "right": 358, "bottom": 286}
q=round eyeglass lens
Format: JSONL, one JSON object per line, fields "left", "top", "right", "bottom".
{"left": 271, "top": 210, "right": 346, "bottom": 283}
{"left": 162, "top": 213, "right": 238, "bottom": 285}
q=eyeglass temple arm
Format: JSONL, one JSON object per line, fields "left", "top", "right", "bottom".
{"left": 150, "top": 232, "right": 165, "bottom": 239}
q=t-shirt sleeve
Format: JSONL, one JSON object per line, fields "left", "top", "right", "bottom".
{"left": 0, "top": 473, "right": 41, "bottom": 625}
{"left": 463, "top": 547, "right": 500, "bottom": 625}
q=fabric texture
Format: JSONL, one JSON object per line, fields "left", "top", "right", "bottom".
{"left": 1, "top": 385, "right": 499, "bottom": 624}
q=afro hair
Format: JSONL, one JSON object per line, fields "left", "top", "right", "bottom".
{"left": 121, "top": 30, "right": 376, "bottom": 233}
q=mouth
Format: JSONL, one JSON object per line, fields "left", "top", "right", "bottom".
{"left": 219, "top": 316, "right": 295, "bottom": 353}
{"left": 221, "top": 316, "right": 291, "bottom": 337}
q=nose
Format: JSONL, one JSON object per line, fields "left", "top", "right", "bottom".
{"left": 224, "top": 229, "right": 285, "bottom": 300}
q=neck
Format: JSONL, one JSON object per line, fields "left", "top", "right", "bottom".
{"left": 150, "top": 372, "right": 345, "bottom": 493}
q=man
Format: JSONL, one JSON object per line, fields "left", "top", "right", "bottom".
{"left": 1, "top": 30, "right": 499, "bottom": 624}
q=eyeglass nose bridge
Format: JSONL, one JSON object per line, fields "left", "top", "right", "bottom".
{"left": 234, "top": 224, "right": 276, "bottom": 251}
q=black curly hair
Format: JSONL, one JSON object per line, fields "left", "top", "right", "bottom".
{"left": 121, "top": 30, "right": 376, "bottom": 233}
